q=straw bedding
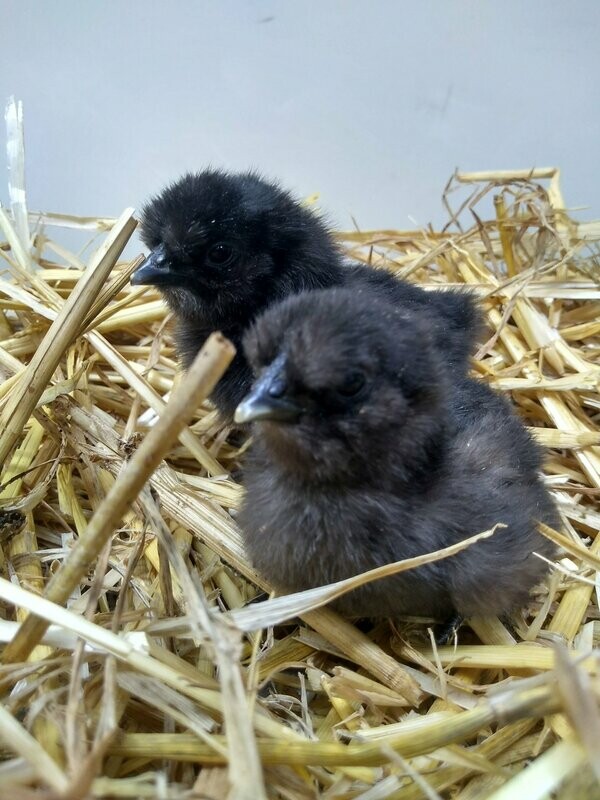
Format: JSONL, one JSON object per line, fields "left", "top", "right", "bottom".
{"left": 0, "top": 149, "right": 599, "bottom": 799}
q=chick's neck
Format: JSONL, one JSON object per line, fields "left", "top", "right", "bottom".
{"left": 258, "top": 409, "right": 452, "bottom": 495}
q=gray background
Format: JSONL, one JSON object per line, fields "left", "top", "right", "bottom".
{"left": 2, "top": 0, "right": 599, "bottom": 232}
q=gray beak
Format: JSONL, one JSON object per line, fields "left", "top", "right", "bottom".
{"left": 234, "top": 354, "right": 303, "bottom": 424}
{"left": 131, "top": 244, "right": 173, "bottom": 286}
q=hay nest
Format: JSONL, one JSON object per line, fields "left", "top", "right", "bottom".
{"left": 0, "top": 132, "right": 599, "bottom": 797}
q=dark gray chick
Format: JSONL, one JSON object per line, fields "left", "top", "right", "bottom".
{"left": 234, "top": 287, "right": 557, "bottom": 621}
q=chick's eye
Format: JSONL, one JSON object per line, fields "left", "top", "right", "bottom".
{"left": 206, "top": 243, "right": 236, "bottom": 267}
{"left": 337, "top": 371, "right": 366, "bottom": 397}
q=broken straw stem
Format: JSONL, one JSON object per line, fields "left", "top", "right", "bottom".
{"left": 2, "top": 332, "right": 236, "bottom": 664}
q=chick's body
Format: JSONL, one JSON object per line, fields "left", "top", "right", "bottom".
{"left": 135, "top": 170, "right": 482, "bottom": 420}
{"left": 237, "top": 288, "right": 557, "bottom": 619}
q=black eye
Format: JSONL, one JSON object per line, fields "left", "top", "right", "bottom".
{"left": 206, "top": 243, "right": 236, "bottom": 267}
{"left": 337, "top": 371, "right": 366, "bottom": 397}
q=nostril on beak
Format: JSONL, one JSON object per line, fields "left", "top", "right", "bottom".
{"left": 268, "top": 378, "right": 287, "bottom": 398}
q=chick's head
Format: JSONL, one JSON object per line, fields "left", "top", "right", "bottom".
{"left": 238, "top": 287, "right": 447, "bottom": 483}
{"left": 135, "top": 170, "right": 339, "bottom": 327}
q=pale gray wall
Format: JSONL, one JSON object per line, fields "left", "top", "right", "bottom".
{"left": 2, "top": 0, "right": 599, "bottom": 231}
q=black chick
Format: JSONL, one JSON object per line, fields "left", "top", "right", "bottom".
{"left": 133, "top": 170, "right": 482, "bottom": 420}
{"left": 234, "top": 287, "right": 557, "bottom": 621}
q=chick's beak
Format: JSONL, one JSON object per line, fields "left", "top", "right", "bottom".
{"left": 234, "top": 354, "right": 303, "bottom": 424}
{"left": 131, "top": 244, "right": 174, "bottom": 286}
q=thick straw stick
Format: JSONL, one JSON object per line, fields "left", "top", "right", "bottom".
{"left": 107, "top": 684, "right": 559, "bottom": 766}
{"left": 2, "top": 332, "right": 235, "bottom": 663}
{"left": 456, "top": 167, "right": 557, "bottom": 182}
{"left": 0, "top": 208, "right": 137, "bottom": 468}
{"left": 304, "top": 609, "right": 422, "bottom": 703}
